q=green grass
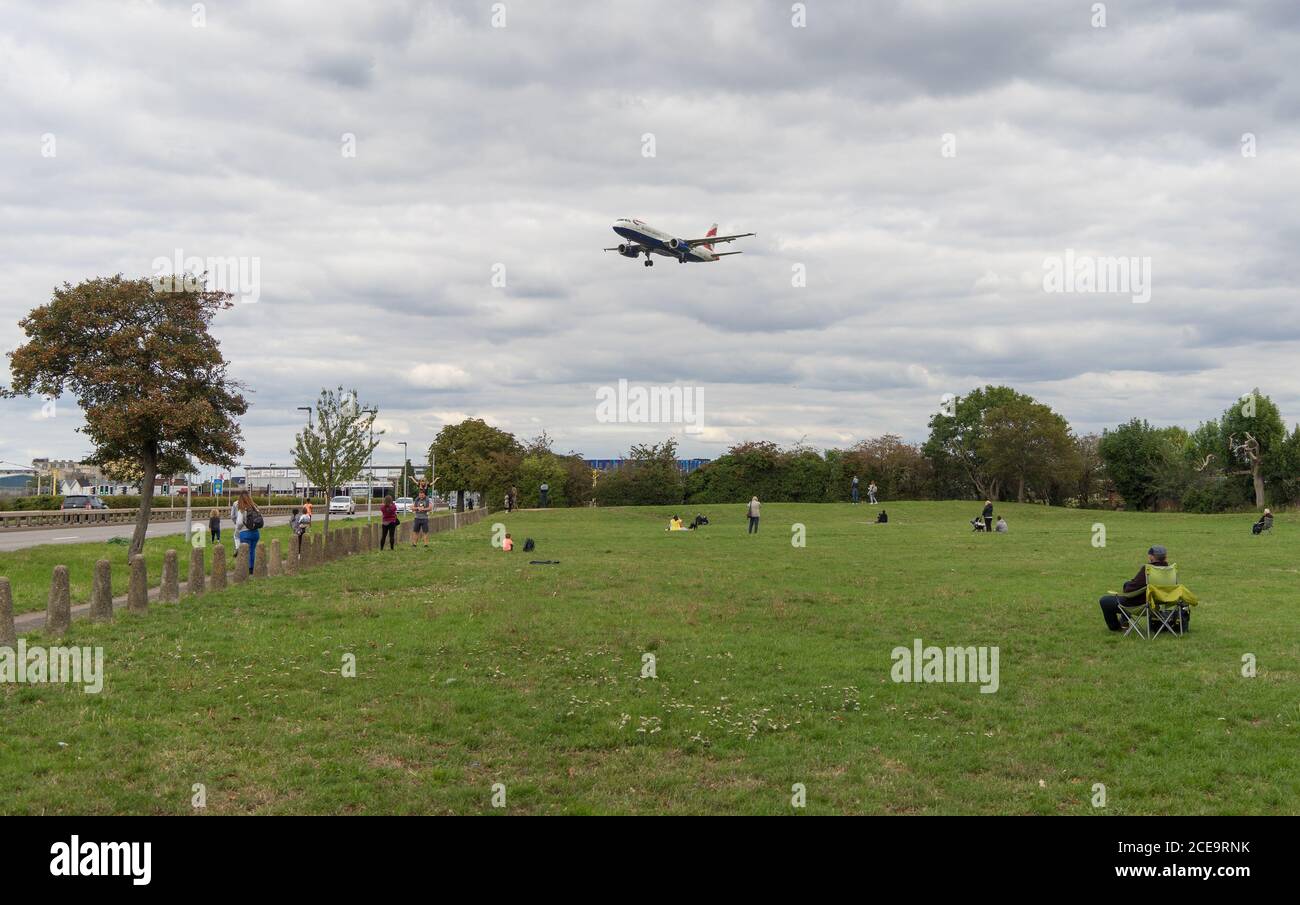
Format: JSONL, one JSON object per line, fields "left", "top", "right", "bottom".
{"left": 1, "top": 502, "right": 1297, "bottom": 815}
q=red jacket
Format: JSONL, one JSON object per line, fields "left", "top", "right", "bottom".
{"left": 381, "top": 501, "right": 398, "bottom": 524}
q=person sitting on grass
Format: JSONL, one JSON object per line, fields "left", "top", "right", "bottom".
{"left": 1252, "top": 509, "right": 1273, "bottom": 535}
{"left": 875, "top": 510, "right": 888, "bottom": 524}
{"left": 667, "top": 515, "right": 685, "bottom": 531}
{"left": 502, "top": 533, "right": 514, "bottom": 552}
{"left": 1097, "top": 545, "right": 1187, "bottom": 632}
{"left": 995, "top": 516, "right": 1008, "bottom": 533}
{"left": 689, "top": 513, "right": 709, "bottom": 529}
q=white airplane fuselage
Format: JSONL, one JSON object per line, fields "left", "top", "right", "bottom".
{"left": 611, "top": 219, "right": 722, "bottom": 262}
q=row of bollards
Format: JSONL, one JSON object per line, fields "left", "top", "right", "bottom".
{"left": 1, "top": 511, "right": 488, "bottom": 641}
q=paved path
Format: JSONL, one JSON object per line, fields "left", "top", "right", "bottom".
{"left": 0, "top": 515, "right": 302, "bottom": 553}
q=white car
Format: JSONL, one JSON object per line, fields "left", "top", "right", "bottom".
{"left": 329, "top": 495, "right": 356, "bottom": 515}
{"left": 395, "top": 497, "right": 415, "bottom": 513}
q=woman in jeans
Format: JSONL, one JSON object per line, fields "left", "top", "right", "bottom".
{"left": 234, "top": 490, "right": 261, "bottom": 573}
{"left": 380, "top": 494, "right": 398, "bottom": 550}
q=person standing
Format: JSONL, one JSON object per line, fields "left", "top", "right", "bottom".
{"left": 868, "top": 481, "right": 879, "bottom": 505}
{"left": 292, "top": 506, "right": 310, "bottom": 554}
{"left": 208, "top": 507, "right": 221, "bottom": 545}
{"left": 380, "top": 493, "right": 398, "bottom": 550}
{"left": 982, "top": 500, "right": 994, "bottom": 534}
{"left": 412, "top": 491, "right": 432, "bottom": 547}
{"left": 851, "top": 475, "right": 860, "bottom": 504}
{"left": 539, "top": 482, "right": 549, "bottom": 508}
{"left": 747, "top": 496, "right": 761, "bottom": 534}
{"left": 505, "top": 490, "right": 513, "bottom": 513}
{"left": 234, "top": 490, "right": 261, "bottom": 574}
{"left": 303, "top": 497, "right": 313, "bottom": 520}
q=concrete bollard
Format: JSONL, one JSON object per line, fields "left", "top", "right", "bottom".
{"left": 0, "top": 577, "right": 16, "bottom": 648}
{"left": 90, "top": 558, "right": 113, "bottom": 623}
{"left": 161, "top": 549, "right": 180, "bottom": 603}
{"left": 189, "top": 546, "right": 206, "bottom": 596}
{"left": 211, "top": 545, "right": 227, "bottom": 591}
{"left": 46, "top": 565, "right": 71, "bottom": 636}
{"left": 285, "top": 538, "right": 298, "bottom": 575}
{"left": 232, "top": 544, "right": 249, "bottom": 583}
{"left": 129, "top": 555, "right": 149, "bottom": 613}
{"left": 254, "top": 542, "right": 268, "bottom": 578}
{"left": 269, "top": 539, "right": 282, "bottom": 577}
{"left": 351, "top": 526, "right": 360, "bottom": 555}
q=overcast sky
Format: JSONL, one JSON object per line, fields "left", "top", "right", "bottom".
{"left": 2, "top": 0, "right": 1298, "bottom": 474}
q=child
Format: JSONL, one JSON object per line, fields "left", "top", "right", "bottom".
{"left": 503, "top": 533, "right": 514, "bottom": 552}
{"left": 208, "top": 507, "right": 221, "bottom": 543}
{"left": 292, "top": 507, "right": 310, "bottom": 553}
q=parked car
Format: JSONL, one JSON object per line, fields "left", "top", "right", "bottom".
{"left": 395, "top": 496, "right": 414, "bottom": 513}
{"left": 328, "top": 495, "right": 356, "bottom": 515}
{"left": 60, "top": 495, "right": 107, "bottom": 510}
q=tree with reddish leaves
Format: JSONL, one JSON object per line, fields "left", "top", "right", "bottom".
{"left": 3, "top": 274, "right": 247, "bottom": 555}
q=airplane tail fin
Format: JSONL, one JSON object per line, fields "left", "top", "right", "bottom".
{"left": 704, "top": 223, "right": 718, "bottom": 251}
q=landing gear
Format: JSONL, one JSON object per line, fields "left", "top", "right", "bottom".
{"left": 643, "top": 258, "right": 653, "bottom": 267}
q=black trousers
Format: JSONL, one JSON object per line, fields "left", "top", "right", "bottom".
{"left": 381, "top": 522, "right": 396, "bottom": 549}
{"left": 984, "top": 517, "right": 993, "bottom": 532}
{"left": 748, "top": 516, "right": 759, "bottom": 534}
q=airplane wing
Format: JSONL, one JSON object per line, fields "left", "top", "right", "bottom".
{"left": 687, "top": 232, "right": 754, "bottom": 248}
{"left": 712, "top": 251, "right": 744, "bottom": 256}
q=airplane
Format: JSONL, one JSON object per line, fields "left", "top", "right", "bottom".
{"left": 604, "top": 218, "right": 755, "bottom": 266}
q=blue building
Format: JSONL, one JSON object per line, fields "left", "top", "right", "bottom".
{"left": 585, "top": 458, "right": 711, "bottom": 474}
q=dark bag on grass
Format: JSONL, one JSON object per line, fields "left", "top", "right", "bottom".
{"left": 523, "top": 538, "right": 535, "bottom": 552}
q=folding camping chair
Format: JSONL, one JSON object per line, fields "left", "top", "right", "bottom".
{"left": 1113, "top": 564, "right": 1198, "bottom": 639}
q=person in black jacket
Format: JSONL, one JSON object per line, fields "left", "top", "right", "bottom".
{"left": 982, "top": 500, "right": 993, "bottom": 533}
{"left": 1098, "top": 545, "right": 1186, "bottom": 631}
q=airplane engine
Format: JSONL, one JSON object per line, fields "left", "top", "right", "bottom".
{"left": 618, "top": 244, "right": 640, "bottom": 258}
{"left": 667, "top": 237, "right": 684, "bottom": 250}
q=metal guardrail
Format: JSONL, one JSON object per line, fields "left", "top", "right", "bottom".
{"left": 0, "top": 505, "right": 305, "bottom": 531}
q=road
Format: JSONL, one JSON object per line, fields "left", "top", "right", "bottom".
{"left": 0, "top": 515, "right": 300, "bottom": 552}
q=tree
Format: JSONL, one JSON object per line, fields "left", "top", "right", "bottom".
{"left": 1072, "top": 433, "right": 1108, "bottom": 507}
{"left": 429, "top": 418, "right": 521, "bottom": 511}
{"left": 1097, "top": 419, "right": 1166, "bottom": 510}
{"left": 922, "top": 386, "right": 1028, "bottom": 500}
{"left": 595, "top": 439, "right": 684, "bottom": 506}
{"left": 843, "top": 434, "right": 933, "bottom": 501}
{"left": 977, "top": 398, "right": 1077, "bottom": 503}
{"left": 3, "top": 275, "right": 246, "bottom": 554}
{"left": 291, "top": 388, "right": 379, "bottom": 534}
{"left": 1219, "top": 389, "right": 1287, "bottom": 508}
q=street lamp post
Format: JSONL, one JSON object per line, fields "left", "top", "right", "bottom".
{"left": 399, "top": 442, "right": 408, "bottom": 498}
{"left": 362, "top": 408, "right": 377, "bottom": 522}
{"left": 298, "top": 406, "right": 314, "bottom": 500}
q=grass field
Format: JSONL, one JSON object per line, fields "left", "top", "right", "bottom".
{"left": 2, "top": 501, "right": 1297, "bottom": 815}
